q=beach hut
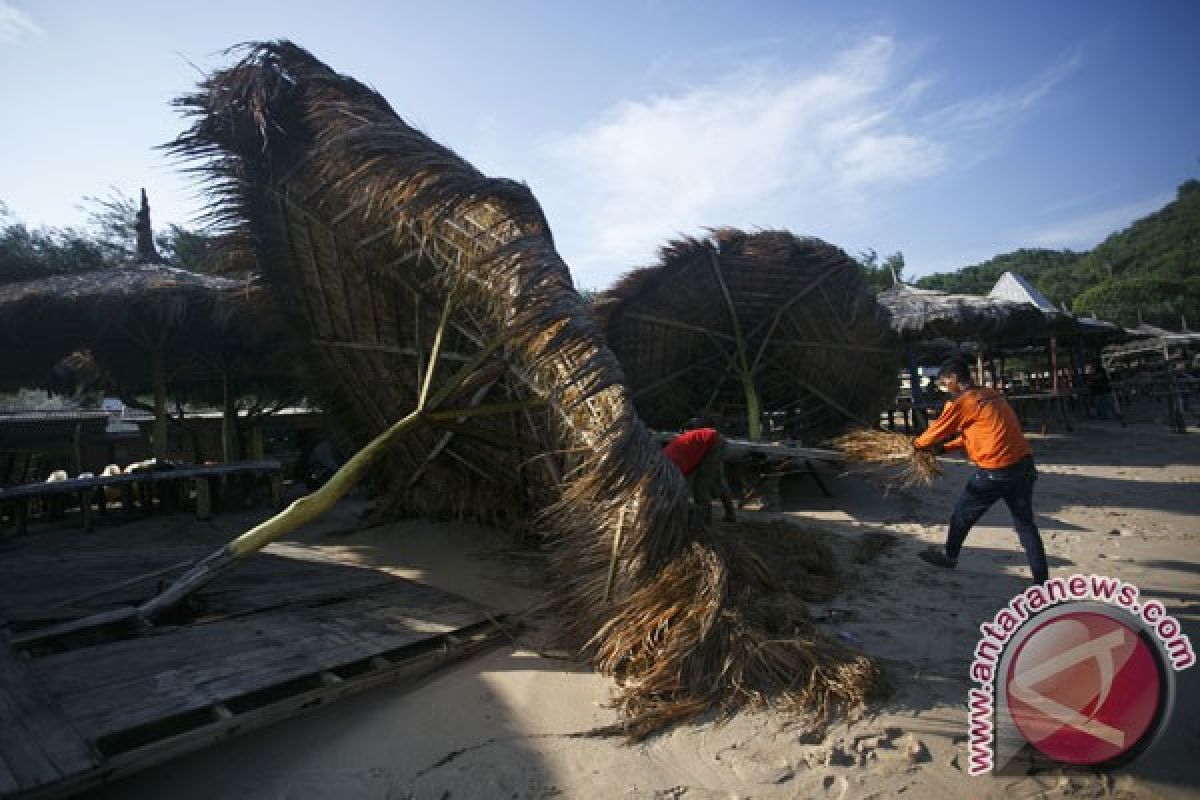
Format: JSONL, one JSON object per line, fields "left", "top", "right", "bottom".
{"left": 877, "top": 282, "right": 1052, "bottom": 426}
{"left": 157, "top": 40, "right": 883, "bottom": 736}
{"left": 0, "top": 259, "right": 292, "bottom": 463}
{"left": 596, "top": 229, "right": 900, "bottom": 443}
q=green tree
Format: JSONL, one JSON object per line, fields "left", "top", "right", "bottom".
{"left": 80, "top": 187, "right": 139, "bottom": 263}
{"left": 1072, "top": 276, "right": 1200, "bottom": 328}
{"left": 857, "top": 248, "right": 904, "bottom": 292}
{"left": 0, "top": 203, "right": 113, "bottom": 283}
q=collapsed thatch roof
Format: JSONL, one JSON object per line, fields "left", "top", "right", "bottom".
{"left": 878, "top": 283, "right": 1053, "bottom": 343}
{"left": 167, "top": 41, "right": 882, "bottom": 735}
{"left": 597, "top": 230, "right": 900, "bottom": 442}
{"left": 0, "top": 265, "right": 290, "bottom": 396}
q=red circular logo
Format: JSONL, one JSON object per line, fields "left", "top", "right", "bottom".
{"left": 1005, "top": 611, "right": 1164, "bottom": 765}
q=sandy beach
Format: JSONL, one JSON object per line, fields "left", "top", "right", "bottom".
{"left": 78, "top": 419, "right": 1199, "bottom": 800}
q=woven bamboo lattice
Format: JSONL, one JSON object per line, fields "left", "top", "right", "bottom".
{"left": 596, "top": 230, "right": 901, "bottom": 442}
{"left": 166, "top": 41, "right": 884, "bottom": 737}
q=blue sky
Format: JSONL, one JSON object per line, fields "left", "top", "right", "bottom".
{"left": 1, "top": 1, "right": 1197, "bottom": 289}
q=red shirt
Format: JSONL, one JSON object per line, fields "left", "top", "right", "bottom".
{"left": 663, "top": 428, "right": 719, "bottom": 476}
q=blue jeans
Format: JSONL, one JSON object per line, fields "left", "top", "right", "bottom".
{"left": 946, "top": 455, "right": 1048, "bottom": 583}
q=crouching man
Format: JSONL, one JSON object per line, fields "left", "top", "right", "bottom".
{"left": 663, "top": 419, "right": 737, "bottom": 526}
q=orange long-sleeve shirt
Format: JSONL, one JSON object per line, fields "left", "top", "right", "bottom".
{"left": 913, "top": 388, "right": 1032, "bottom": 469}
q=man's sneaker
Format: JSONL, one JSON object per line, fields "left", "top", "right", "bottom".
{"left": 918, "top": 547, "right": 958, "bottom": 569}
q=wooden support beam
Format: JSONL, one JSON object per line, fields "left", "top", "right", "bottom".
{"left": 707, "top": 251, "right": 761, "bottom": 441}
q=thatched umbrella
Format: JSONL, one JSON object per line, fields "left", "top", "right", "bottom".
{"left": 0, "top": 263, "right": 291, "bottom": 460}
{"left": 148, "top": 41, "right": 883, "bottom": 736}
{"left": 878, "top": 283, "right": 1051, "bottom": 343}
{"left": 877, "top": 282, "right": 1059, "bottom": 413}
{"left": 596, "top": 230, "right": 901, "bottom": 442}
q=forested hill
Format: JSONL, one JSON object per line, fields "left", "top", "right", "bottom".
{"left": 915, "top": 248, "right": 1083, "bottom": 300}
{"left": 914, "top": 180, "right": 1200, "bottom": 328}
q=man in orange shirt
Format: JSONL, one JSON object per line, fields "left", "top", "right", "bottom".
{"left": 663, "top": 419, "right": 737, "bottom": 525}
{"left": 913, "top": 360, "right": 1049, "bottom": 584}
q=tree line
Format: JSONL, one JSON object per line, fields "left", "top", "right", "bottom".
{"left": 0, "top": 190, "right": 229, "bottom": 284}
{"left": 907, "top": 180, "right": 1200, "bottom": 329}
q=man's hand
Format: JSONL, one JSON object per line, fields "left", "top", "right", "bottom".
{"left": 913, "top": 439, "right": 945, "bottom": 456}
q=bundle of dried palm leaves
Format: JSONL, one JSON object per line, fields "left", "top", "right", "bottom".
{"left": 829, "top": 428, "right": 942, "bottom": 488}
{"left": 588, "top": 531, "right": 885, "bottom": 739}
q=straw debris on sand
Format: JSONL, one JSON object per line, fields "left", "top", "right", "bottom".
{"left": 829, "top": 429, "right": 943, "bottom": 488}
{"left": 587, "top": 520, "right": 887, "bottom": 740}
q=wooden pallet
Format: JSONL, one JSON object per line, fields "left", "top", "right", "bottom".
{"left": 0, "top": 538, "right": 504, "bottom": 799}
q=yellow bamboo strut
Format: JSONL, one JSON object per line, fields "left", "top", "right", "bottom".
{"left": 230, "top": 409, "right": 424, "bottom": 556}
{"left": 137, "top": 409, "right": 426, "bottom": 621}
{"left": 137, "top": 284, "right": 530, "bottom": 624}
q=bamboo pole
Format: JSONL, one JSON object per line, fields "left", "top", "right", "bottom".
{"left": 139, "top": 287, "right": 473, "bottom": 623}
{"left": 138, "top": 409, "right": 426, "bottom": 621}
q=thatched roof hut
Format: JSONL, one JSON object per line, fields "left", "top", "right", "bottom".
{"left": 166, "top": 41, "right": 883, "bottom": 735}
{"left": 878, "top": 282, "right": 1053, "bottom": 343}
{"left": 596, "top": 230, "right": 900, "bottom": 442}
{"left": 0, "top": 265, "right": 294, "bottom": 459}
{"left": 0, "top": 265, "right": 253, "bottom": 382}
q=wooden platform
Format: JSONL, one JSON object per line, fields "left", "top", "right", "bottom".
{"left": 0, "top": 529, "right": 502, "bottom": 798}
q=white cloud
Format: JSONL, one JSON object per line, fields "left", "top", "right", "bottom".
{"left": 0, "top": 1, "right": 41, "bottom": 44}
{"left": 1023, "top": 193, "right": 1171, "bottom": 249}
{"left": 530, "top": 36, "right": 1084, "bottom": 287}
{"left": 926, "top": 50, "right": 1083, "bottom": 131}
{"left": 539, "top": 36, "right": 946, "bottom": 281}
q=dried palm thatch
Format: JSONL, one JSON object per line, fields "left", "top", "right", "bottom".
{"left": 165, "top": 41, "right": 884, "bottom": 736}
{"left": 829, "top": 428, "right": 942, "bottom": 488}
{"left": 0, "top": 266, "right": 296, "bottom": 459}
{"left": 878, "top": 283, "right": 1052, "bottom": 345}
{"left": 595, "top": 230, "right": 900, "bottom": 442}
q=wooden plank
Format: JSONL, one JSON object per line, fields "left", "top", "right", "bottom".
{"left": 34, "top": 580, "right": 487, "bottom": 739}
{"left": 0, "top": 546, "right": 212, "bottom": 617}
{"left": 0, "top": 640, "right": 98, "bottom": 793}
{"left": 26, "top": 624, "right": 505, "bottom": 800}
{"left": 0, "top": 541, "right": 377, "bottom": 619}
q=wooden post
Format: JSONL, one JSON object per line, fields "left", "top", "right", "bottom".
{"left": 73, "top": 422, "right": 83, "bottom": 476}
{"left": 269, "top": 472, "right": 283, "bottom": 509}
{"left": 1049, "top": 337, "right": 1060, "bottom": 395}
{"left": 152, "top": 350, "right": 168, "bottom": 462}
{"left": 1163, "top": 339, "right": 1186, "bottom": 433}
{"left": 904, "top": 344, "right": 926, "bottom": 433}
{"left": 195, "top": 477, "right": 212, "bottom": 520}
{"left": 221, "top": 370, "right": 238, "bottom": 463}
{"left": 80, "top": 490, "right": 92, "bottom": 533}
{"left": 975, "top": 343, "right": 986, "bottom": 388}
{"left": 250, "top": 424, "right": 265, "bottom": 460}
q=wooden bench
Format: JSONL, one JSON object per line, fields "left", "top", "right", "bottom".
{"left": 0, "top": 460, "right": 284, "bottom": 536}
